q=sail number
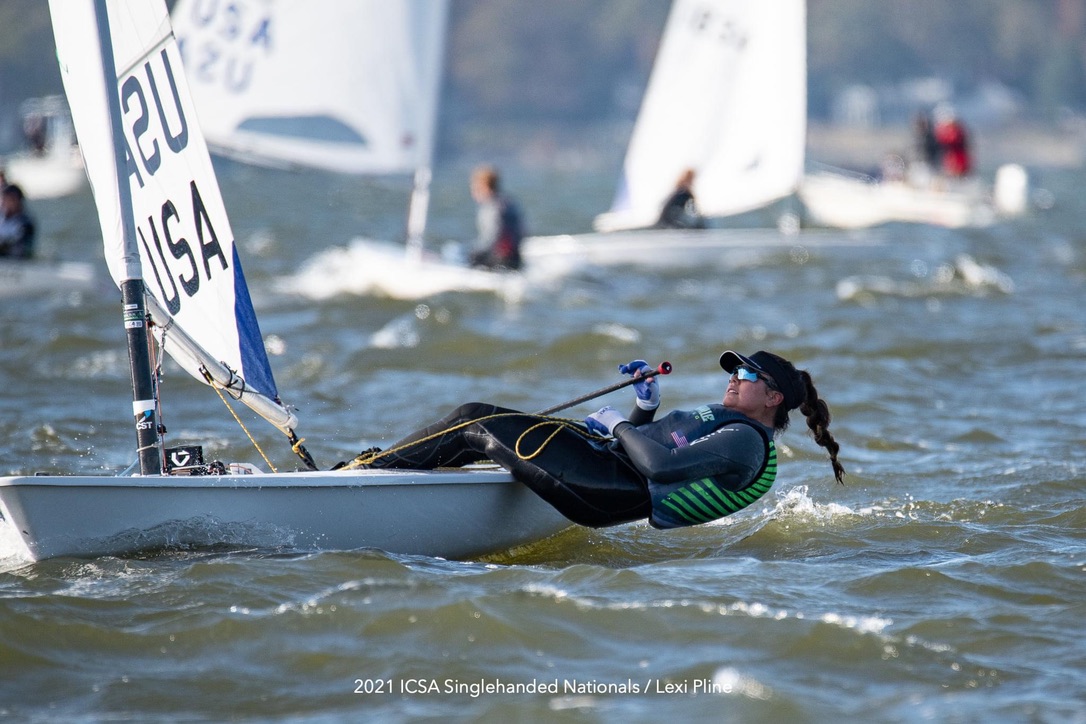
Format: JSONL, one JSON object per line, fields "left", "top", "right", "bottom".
{"left": 176, "top": 1, "right": 273, "bottom": 94}
{"left": 119, "top": 47, "right": 231, "bottom": 317}
{"left": 687, "top": 6, "right": 748, "bottom": 50}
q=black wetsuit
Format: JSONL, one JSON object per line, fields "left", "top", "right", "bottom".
{"left": 0, "top": 209, "right": 35, "bottom": 259}
{"left": 470, "top": 195, "right": 523, "bottom": 271}
{"left": 656, "top": 188, "right": 705, "bottom": 229}
{"left": 366, "top": 401, "right": 777, "bottom": 529}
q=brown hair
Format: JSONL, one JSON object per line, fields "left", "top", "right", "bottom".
{"left": 771, "top": 364, "right": 845, "bottom": 484}
{"left": 472, "top": 164, "right": 500, "bottom": 193}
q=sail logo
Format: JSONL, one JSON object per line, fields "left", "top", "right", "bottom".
{"left": 693, "top": 406, "right": 716, "bottom": 423}
{"left": 135, "top": 409, "right": 155, "bottom": 431}
{"left": 118, "top": 47, "right": 232, "bottom": 318}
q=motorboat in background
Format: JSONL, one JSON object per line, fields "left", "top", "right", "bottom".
{"left": 1, "top": 95, "right": 87, "bottom": 200}
{"left": 798, "top": 161, "right": 1030, "bottom": 230}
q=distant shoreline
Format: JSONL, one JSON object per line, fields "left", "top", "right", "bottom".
{"left": 440, "top": 120, "right": 1086, "bottom": 174}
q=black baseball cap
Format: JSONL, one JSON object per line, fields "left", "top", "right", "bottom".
{"left": 720, "top": 350, "right": 805, "bottom": 411}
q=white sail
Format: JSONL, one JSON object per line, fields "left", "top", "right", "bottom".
{"left": 171, "top": 0, "right": 447, "bottom": 177}
{"left": 596, "top": 0, "right": 806, "bottom": 231}
{"left": 50, "top": 0, "right": 296, "bottom": 433}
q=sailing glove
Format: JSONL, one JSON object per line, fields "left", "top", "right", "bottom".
{"left": 619, "top": 359, "right": 660, "bottom": 410}
{"left": 585, "top": 406, "right": 628, "bottom": 437}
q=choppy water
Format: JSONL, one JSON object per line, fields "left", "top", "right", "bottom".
{"left": 1, "top": 158, "right": 1085, "bottom": 722}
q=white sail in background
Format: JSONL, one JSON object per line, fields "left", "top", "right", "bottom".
{"left": 51, "top": 0, "right": 295, "bottom": 433}
{"left": 596, "top": 0, "right": 806, "bottom": 231}
{"left": 171, "top": 0, "right": 447, "bottom": 177}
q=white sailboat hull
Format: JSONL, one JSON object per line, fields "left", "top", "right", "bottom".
{"left": 799, "top": 172, "right": 1000, "bottom": 229}
{"left": 522, "top": 227, "right": 879, "bottom": 269}
{"left": 4, "top": 149, "right": 86, "bottom": 201}
{"left": 3, "top": 95, "right": 86, "bottom": 200}
{"left": 0, "top": 469, "right": 571, "bottom": 562}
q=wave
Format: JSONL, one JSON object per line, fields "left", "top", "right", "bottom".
{"left": 836, "top": 253, "right": 1014, "bottom": 301}
{"left": 276, "top": 237, "right": 573, "bottom": 302}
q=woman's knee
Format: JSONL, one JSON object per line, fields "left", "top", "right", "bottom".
{"left": 450, "top": 401, "right": 511, "bottom": 423}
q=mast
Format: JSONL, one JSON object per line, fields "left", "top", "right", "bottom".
{"left": 93, "top": 0, "right": 162, "bottom": 475}
{"left": 404, "top": 0, "right": 449, "bottom": 259}
{"left": 404, "top": 167, "right": 431, "bottom": 259}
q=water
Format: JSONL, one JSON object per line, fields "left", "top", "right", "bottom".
{"left": 2, "top": 159, "right": 1085, "bottom": 722}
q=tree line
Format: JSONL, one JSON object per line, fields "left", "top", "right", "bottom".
{"left": 2, "top": 0, "right": 1084, "bottom": 152}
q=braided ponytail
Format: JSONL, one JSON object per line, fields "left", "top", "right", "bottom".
{"left": 797, "top": 371, "right": 845, "bottom": 484}
{"left": 738, "top": 350, "right": 845, "bottom": 485}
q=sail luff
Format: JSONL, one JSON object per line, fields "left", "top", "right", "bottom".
{"left": 89, "top": 0, "right": 140, "bottom": 284}
{"left": 87, "top": 0, "right": 163, "bottom": 473}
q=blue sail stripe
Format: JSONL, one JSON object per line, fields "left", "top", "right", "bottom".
{"left": 231, "top": 246, "right": 278, "bottom": 399}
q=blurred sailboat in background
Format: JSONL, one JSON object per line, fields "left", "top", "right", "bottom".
{"left": 172, "top": 0, "right": 523, "bottom": 298}
{"left": 171, "top": 0, "right": 445, "bottom": 247}
{"left": 521, "top": 0, "right": 852, "bottom": 268}
{"left": 1, "top": 96, "right": 96, "bottom": 294}
{"left": 0, "top": 257, "right": 96, "bottom": 298}
{"left": 593, "top": 0, "right": 806, "bottom": 234}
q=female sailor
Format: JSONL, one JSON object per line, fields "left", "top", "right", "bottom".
{"left": 348, "top": 350, "right": 845, "bottom": 528}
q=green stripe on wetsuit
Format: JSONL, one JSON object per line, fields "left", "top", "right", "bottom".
{"left": 660, "top": 442, "right": 777, "bottom": 524}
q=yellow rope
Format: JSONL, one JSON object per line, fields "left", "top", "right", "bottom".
{"left": 340, "top": 412, "right": 606, "bottom": 470}
{"left": 513, "top": 419, "right": 584, "bottom": 460}
{"left": 208, "top": 381, "right": 278, "bottom": 473}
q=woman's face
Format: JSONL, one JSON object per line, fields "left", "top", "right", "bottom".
{"left": 723, "top": 369, "right": 780, "bottom": 419}
{"left": 470, "top": 177, "right": 487, "bottom": 202}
